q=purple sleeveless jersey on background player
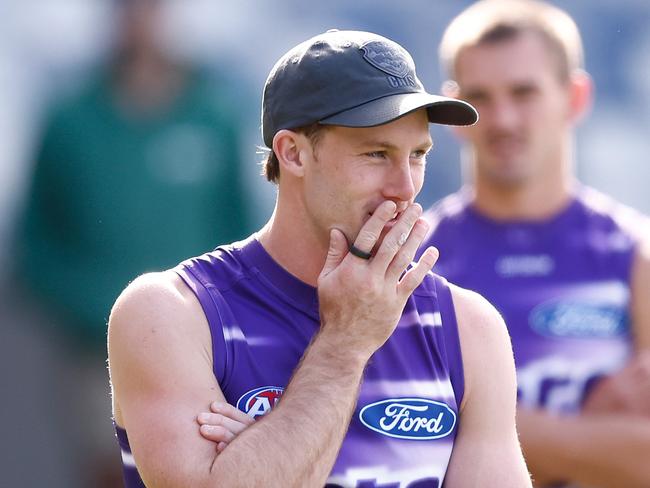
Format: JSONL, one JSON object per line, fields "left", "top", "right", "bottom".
{"left": 115, "top": 236, "right": 465, "bottom": 487}
{"left": 420, "top": 185, "right": 641, "bottom": 413}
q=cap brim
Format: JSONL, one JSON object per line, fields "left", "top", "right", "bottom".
{"left": 319, "top": 92, "right": 478, "bottom": 128}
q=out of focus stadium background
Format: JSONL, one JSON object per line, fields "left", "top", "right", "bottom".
{"left": 0, "top": 1, "right": 648, "bottom": 486}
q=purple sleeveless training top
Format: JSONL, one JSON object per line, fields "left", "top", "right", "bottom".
{"left": 115, "top": 236, "right": 464, "bottom": 487}
{"left": 421, "top": 186, "right": 641, "bottom": 414}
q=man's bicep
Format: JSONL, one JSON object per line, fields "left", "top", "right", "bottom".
{"left": 444, "top": 286, "right": 531, "bottom": 487}
{"left": 108, "top": 272, "right": 226, "bottom": 487}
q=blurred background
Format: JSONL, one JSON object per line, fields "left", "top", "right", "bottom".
{"left": 0, "top": 0, "right": 648, "bottom": 486}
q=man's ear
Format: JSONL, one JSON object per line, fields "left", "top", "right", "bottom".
{"left": 272, "top": 130, "right": 309, "bottom": 178}
{"left": 568, "top": 69, "right": 593, "bottom": 124}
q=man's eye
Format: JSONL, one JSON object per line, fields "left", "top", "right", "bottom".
{"left": 366, "top": 151, "right": 387, "bottom": 158}
{"left": 410, "top": 150, "right": 429, "bottom": 164}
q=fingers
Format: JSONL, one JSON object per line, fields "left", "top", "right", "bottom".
{"left": 398, "top": 246, "right": 439, "bottom": 298}
{"left": 384, "top": 218, "right": 430, "bottom": 283}
{"left": 198, "top": 412, "right": 253, "bottom": 435}
{"left": 319, "top": 228, "right": 349, "bottom": 278}
{"left": 350, "top": 201, "right": 398, "bottom": 258}
{"left": 198, "top": 420, "right": 235, "bottom": 444}
{"left": 371, "top": 203, "right": 423, "bottom": 271}
{"left": 210, "top": 401, "right": 255, "bottom": 426}
{"left": 197, "top": 402, "right": 255, "bottom": 446}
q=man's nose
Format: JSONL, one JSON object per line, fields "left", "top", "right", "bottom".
{"left": 486, "top": 97, "right": 520, "bottom": 131}
{"left": 384, "top": 160, "right": 417, "bottom": 203}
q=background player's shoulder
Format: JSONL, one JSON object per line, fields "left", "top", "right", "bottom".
{"left": 578, "top": 185, "right": 650, "bottom": 243}
{"left": 421, "top": 188, "right": 473, "bottom": 247}
{"left": 423, "top": 188, "right": 471, "bottom": 226}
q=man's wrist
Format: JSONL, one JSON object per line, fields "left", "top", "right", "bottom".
{"left": 311, "top": 326, "right": 374, "bottom": 370}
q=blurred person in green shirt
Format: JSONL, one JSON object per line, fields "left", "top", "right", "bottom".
{"left": 9, "top": 0, "right": 255, "bottom": 486}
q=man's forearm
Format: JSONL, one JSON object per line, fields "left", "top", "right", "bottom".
{"left": 204, "top": 329, "right": 369, "bottom": 488}
{"left": 518, "top": 409, "right": 650, "bottom": 487}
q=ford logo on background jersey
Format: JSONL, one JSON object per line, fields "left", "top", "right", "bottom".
{"left": 359, "top": 398, "right": 456, "bottom": 440}
{"left": 529, "top": 301, "right": 628, "bottom": 338}
{"left": 236, "top": 386, "right": 284, "bottom": 418}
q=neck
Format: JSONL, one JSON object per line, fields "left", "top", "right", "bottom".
{"left": 113, "top": 51, "right": 185, "bottom": 114}
{"left": 471, "top": 145, "right": 576, "bottom": 221}
{"left": 473, "top": 174, "right": 574, "bottom": 221}
{"left": 257, "top": 192, "right": 328, "bottom": 287}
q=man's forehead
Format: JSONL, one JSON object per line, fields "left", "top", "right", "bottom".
{"left": 456, "top": 36, "right": 561, "bottom": 91}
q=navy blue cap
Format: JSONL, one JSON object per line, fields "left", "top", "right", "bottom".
{"left": 261, "top": 29, "right": 478, "bottom": 147}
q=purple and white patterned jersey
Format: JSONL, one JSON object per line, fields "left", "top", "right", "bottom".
{"left": 420, "top": 185, "right": 642, "bottom": 414}
{"left": 115, "top": 236, "right": 464, "bottom": 488}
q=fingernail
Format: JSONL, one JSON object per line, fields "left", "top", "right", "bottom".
{"left": 198, "top": 413, "right": 210, "bottom": 423}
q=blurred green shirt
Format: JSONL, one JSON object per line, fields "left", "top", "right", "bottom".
{"left": 17, "top": 70, "right": 255, "bottom": 348}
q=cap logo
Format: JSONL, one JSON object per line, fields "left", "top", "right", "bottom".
{"left": 360, "top": 40, "right": 411, "bottom": 78}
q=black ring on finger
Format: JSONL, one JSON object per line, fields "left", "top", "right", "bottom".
{"left": 349, "top": 244, "right": 372, "bottom": 260}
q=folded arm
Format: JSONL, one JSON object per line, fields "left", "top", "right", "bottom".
{"left": 518, "top": 409, "right": 650, "bottom": 487}
{"left": 518, "top": 233, "right": 650, "bottom": 488}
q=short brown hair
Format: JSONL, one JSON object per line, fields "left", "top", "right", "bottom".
{"left": 439, "top": 0, "right": 584, "bottom": 82}
{"left": 262, "top": 123, "right": 329, "bottom": 183}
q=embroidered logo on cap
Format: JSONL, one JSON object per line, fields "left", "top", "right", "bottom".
{"left": 360, "top": 40, "right": 411, "bottom": 78}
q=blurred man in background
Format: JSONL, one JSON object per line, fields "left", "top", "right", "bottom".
{"left": 10, "top": 0, "right": 254, "bottom": 486}
{"left": 421, "top": 0, "right": 650, "bottom": 486}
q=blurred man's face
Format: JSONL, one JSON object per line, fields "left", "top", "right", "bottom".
{"left": 453, "top": 32, "right": 573, "bottom": 187}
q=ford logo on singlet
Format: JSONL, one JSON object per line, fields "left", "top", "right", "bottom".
{"left": 529, "top": 301, "right": 628, "bottom": 338}
{"left": 359, "top": 398, "right": 456, "bottom": 440}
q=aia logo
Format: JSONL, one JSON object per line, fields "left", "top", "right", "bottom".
{"left": 236, "top": 386, "right": 284, "bottom": 418}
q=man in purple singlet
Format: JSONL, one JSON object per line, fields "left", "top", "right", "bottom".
{"left": 420, "top": 1, "right": 650, "bottom": 487}
{"left": 108, "top": 30, "right": 532, "bottom": 487}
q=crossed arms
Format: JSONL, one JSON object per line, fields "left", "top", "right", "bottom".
{"left": 518, "top": 231, "right": 650, "bottom": 488}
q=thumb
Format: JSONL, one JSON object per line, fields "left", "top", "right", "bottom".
{"left": 320, "top": 228, "right": 348, "bottom": 278}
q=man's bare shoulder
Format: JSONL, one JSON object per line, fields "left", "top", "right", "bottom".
{"left": 110, "top": 271, "right": 200, "bottom": 325}
{"left": 108, "top": 271, "right": 210, "bottom": 364}
{"left": 112, "top": 270, "right": 191, "bottom": 310}
{"left": 448, "top": 283, "right": 509, "bottom": 338}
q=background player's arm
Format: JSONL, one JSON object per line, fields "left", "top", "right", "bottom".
{"left": 517, "top": 409, "right": 650, "bottom": 487}
{"left": 443, "top": 286, "right": 532, "bottom": 488}
{"left": 631, "top": 232, "right": 650, "bottom": 351}
{"left": 517, "top": 233, "right": 650, "bottom": 488}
